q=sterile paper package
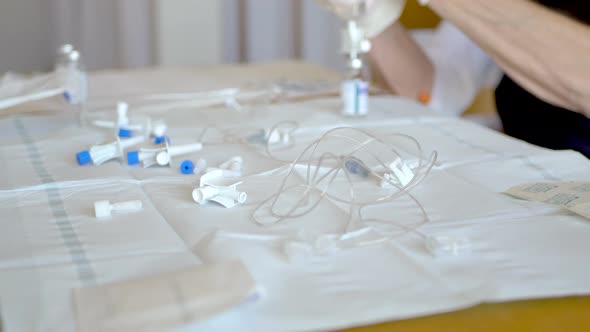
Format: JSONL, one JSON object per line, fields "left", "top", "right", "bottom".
{"left": 506, "top": 181, "right": 590, "bottom": 220}
{"left": 73, "top": 261, "right": 258, "bottom": 332}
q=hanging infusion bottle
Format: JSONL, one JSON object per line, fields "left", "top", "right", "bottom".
{"left": 340, "top": 3, "right": 371, "bottom": 117}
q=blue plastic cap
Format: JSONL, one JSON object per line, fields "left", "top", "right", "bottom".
{"left": 127, "top": 151, "right": 141, "bottom": 165}
{"left": 76, "top": 150, "right": 92, "bottom": 166}
{"left": 154, "top": 136, "right": 166, "bottom": 145}
{"left": 118, "top": 128, "right": 133, "bottom": 138}
{"left": 180, "top": 160, "right": 194, "bottom": 175}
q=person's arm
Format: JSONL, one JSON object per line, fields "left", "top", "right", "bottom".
{"left": 369, "top": 22, "right": 435, "bottom": 99}
{"left": 370, "top": 21, "right": 499, "bottom": 115}
{"left": 428, "top": 0, "right": 590, "bottom": 117}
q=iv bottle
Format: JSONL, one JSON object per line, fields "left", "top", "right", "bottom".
{"left": 340, "top": 18, "right": 371, "bottom": 117}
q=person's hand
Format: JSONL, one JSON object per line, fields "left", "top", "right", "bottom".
{"left": 316, "top": 0, "right": 407, "bottom": 38}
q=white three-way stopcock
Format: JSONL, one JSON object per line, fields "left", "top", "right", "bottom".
{"left": 379, "top": 158, "right": 415, "bottom": 187}
{"left": 92, "top": 102, "right": 144, "bottom": 138}
{"left": 127, "top": 141, "right": 202, "bottom": 168}
{"left": 76, "top": 136, "right": 145, "bottom": 166}
{"left": 94, "top": 200, "right": 143, "bottom": 219}
{"left": 192, "top": 169, "right": 247, "bottom": 208}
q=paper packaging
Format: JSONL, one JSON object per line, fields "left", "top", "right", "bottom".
{"left": 73, "top": 261, "right": 258, "bottom": 332}
{"left": 506, "top": 182, "right": 590, "bottom": 220}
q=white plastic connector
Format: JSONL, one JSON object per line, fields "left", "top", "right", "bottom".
{"left": 78, "top": 136, "right": 144, "bottom": 166}
{"left": 155, "top": 142, "right": 203, "bottom": 166}
{"left": 219, "top": 156, "right": 243, "bottom": 178}
{"left": 152, "top": 120, "right": 167, "bottom": 137}
{"left": 117, "top": 102, "right": 129, "bottom": 127}
{"left": 130, "top": 142, "right": 202, "bottom": 168}
{"left": 142, "top": 118, "right": 167, "bottom": 138}
{"left": 92, "top": 102, "right": 142, "bottom": 132}
{"left": 193, "top": 158, "right": 208, "bottom": 176}
{"left": 425, "top": 235, "right": 471, "bottom": 257}
{"left": 380, "top": 158, "right": 414, "bottom": 187}
{"left": 191, "top": 169, "right": 247, "bottom": 208}
{"left": 94, "top": 200, "right": 143, "bottom": 219}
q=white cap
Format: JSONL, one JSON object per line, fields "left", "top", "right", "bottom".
{"left": 117, "top": 102, "right": 129, "bottom": 127}
{"left": 94, "top": 200, "right": 113, "bottom": 218}
{"left": 156, "top": 151, "right": 171, "bottom": 166}
{"left": 152, "top": 121, "right": 167, "bottom": 137}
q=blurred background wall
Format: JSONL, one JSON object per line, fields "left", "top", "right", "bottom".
{"left": 0, "top": 0, "right": 438, "bottom": 73}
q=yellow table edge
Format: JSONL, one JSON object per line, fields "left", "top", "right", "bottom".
{"left": 343, "top": 296, "right": 590, "bottom": 331}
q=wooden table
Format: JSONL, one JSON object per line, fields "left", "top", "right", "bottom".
{"left": 346, "top": 297, "right": 590, "bottom": 331}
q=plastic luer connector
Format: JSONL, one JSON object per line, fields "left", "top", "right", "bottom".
{"left": 94, "top": 199, "right": 143, "bottom": 219}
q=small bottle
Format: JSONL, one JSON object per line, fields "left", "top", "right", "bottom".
{"left": 62, "top": 50, "right": 88, "bottom": 105}
{"left": 341, "top": 68, "right": 369, "bottom": 117}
